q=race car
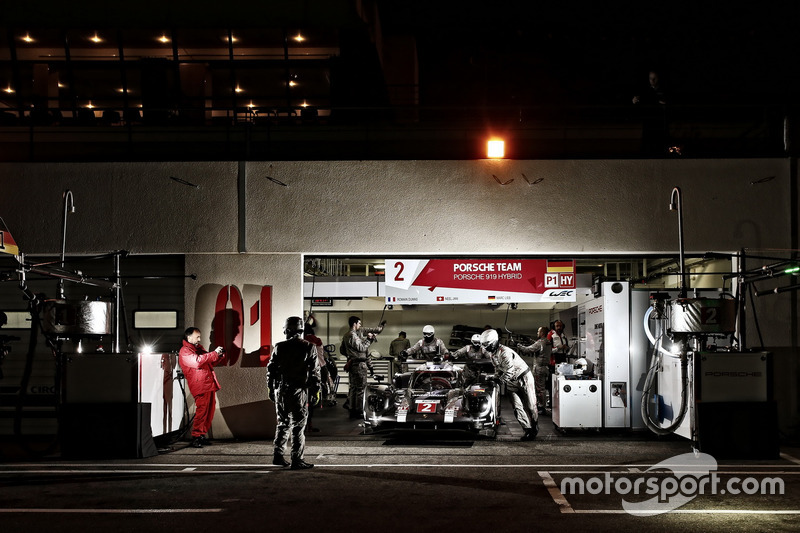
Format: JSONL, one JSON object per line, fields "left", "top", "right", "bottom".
{"left": 363, "top": 359, "right": 500, "bottom": 437}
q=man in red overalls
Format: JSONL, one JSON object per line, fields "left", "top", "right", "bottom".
{"left": 179, "top": 327, "right": 224, "bottom": 448}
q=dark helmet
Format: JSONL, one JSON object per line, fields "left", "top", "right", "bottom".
{"left": 284, "top": 316, "right": 304, "bottom": 338}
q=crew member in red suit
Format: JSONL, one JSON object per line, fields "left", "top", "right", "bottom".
{"left": 179, "top": 327, "right": 224, "bottom": 448}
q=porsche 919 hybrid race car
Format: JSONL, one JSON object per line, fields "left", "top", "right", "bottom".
{"left": 363, "top": 359, "right": 500, "bottom": 437}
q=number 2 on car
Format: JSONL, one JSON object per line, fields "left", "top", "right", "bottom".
{"left": 416, "top": 400, "right": 437, "bottom": 413}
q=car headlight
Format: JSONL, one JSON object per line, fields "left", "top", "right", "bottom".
{"left": 466, "top": 394, "right": 491, "bottom": 417}
{"left": 477, "top": 398, "right": 491, "bottom": 417}
{"left": 367, "top": 394, "right": 388, "bottom": 413}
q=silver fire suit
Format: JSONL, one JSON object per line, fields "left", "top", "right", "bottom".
{"left": 267, "top": 337, "right": 321, "bottom": 462}
{"left": 404, "top": 337, "right": 449, "bottom": 361}
{"left": 518, "top": 337, "right": 551, "bottom": 409}
{"left": 451, "top": 343, "right": 489, "bottom": 387}
{"left": 343, "top": 325, "right": 382, "bottom": 413}
{"left": 489, "top": 344, "right": 538, "bottom": 430}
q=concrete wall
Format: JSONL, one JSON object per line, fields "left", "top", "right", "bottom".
{"left": 1, "top": 158, "right": 796, "bottom": 438}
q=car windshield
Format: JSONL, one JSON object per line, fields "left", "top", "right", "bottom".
{"left": 410, "top": 371, "right": 460, "bottom": 391}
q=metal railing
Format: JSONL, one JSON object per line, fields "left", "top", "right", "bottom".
{"left": 0, "top": 102, "right": 793, "bottom": 161}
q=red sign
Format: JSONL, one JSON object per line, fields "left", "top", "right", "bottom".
{"left": 385, "top": 259, "right": 576, "bottom": 304}
{"left": 416, "top": 401, "right": 437, "bottom": 413}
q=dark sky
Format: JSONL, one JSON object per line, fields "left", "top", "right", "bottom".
{"left": 378, "top": 1, "right": 799, "bottom": 107}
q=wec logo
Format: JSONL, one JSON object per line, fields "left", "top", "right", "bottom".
{"left": 547, "top": 290, "right": 574, "bottom": 297}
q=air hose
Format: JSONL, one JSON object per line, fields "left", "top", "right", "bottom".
{"left": 640, "top": 306, "right": 690, "bottom": 436}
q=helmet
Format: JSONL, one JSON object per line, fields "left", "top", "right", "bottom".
{"left": 479, "top": 329, "right": 499, "bottom": 352}
{"left": 422, "top": 325, "right": 435, "bottom": 340}
{"left": 284, "top": 316, "right": 304, "bottom": 338}
{"left": 470, "top": 334, "right": 481, "bottom": 346}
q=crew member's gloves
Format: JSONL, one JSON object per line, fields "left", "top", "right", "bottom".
{"left": 399, "top": 350, "right": 408, "bottom": 360}
{"left": 309, "top": 389, "right": 321, "bottom": 407}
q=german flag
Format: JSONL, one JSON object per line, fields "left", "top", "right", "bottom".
{"left": 547, "top": 260, "right": 574, "bottom": 273}
{"left": 0, "top": 228, "right": 19, "bottom": 256}
{"left": 488, "top": 295, "right": 496, "bottom": 301}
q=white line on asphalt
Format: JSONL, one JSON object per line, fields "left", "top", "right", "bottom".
{"left": 545, "top": 470, "right": 800, "bottom": 476}
{"left": 0, "top": 509, "right": 223, "bottom": 514}
{"left": 538, "top": 471, "right": 574, "bottom": 514}
{"left": 3, "top": 465, "right": 800, "bottom": 474}
{"left": 0, "top": 470, "right": 274, "bottom": 474}
{"left": 572, "top": 510, "right": 800, "bottom": 515}
{"left": 6, "top": 462, "right": 800, "bottom": 469}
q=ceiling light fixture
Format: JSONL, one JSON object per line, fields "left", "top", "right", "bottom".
{"left": 3, "top": 86, "right": 14, "bottom": 94}
{"left": 158, "top": 34, "right": 170, "bottom": 44}
{"left": 234, "top": 86, "right": 243, "bottom": 93}
{"left": 22, "top": 33, "right": 34, "bottom": 43}
{"left": 90, "top": 33, "right": 103, "bottom": 44}
{"left": 86, "top": 101, "right": 94, "bottom": 109}
{"left": 288, "top": 80, "right": 297, "bottom": 87}
{"left": 293, "top": 33, "right": 305, "bottom": 42}
{"left": 301, "top": 100, "right": 309, "bottom": 108}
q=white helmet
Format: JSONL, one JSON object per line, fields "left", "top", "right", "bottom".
{"left": 422, "top": 325, "right": 435, "bottom": 339}
{"left": 470, "top": 333, "right": 481, "bottom": 346}
{"left": 479, "top": 329, "right": 499, "bottom": 352}
{"left": 574, "top": 358, "right": 590, "bottom": 374}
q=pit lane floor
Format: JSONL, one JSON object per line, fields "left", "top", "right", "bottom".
{"left": 2, "top": 403, "right": 799, "bottom": 532}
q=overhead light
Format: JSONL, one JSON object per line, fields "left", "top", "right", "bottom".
{"left": 288, "top": 80, "right": 297, "bottom": 87}
{"left": 225, "top": 35, "right": 238, "bottom": 43}
{"left": 22, "top": 33, "right": 34, "bottom": 43}
{"left": 234, "top": 85, "right": 243, "bottom": 93}
{"left": 57, "top": 82, "right": 65, "bottom": 89}
{"left": 293, "top": 32, "right": 305, "bottom": 42}
{"left": 157, "top": 34, "right": 170, "bottom": 44}
{"left": 301, "top": 100, "right": 309, "bottom": 108}
{"left": 247, "top": 101, "right": 255, "bottom": 108}
{"left": 90, "top": 33, "right": 103, "bottom": 44}
{"left": 487, "top": 139, "right": 505, "bottom": 158}
{"left": 3, "top": 86, "right": 14, "bottom": 94}
{"left": 86, "top": 101, "right": 94, "bottom": 109}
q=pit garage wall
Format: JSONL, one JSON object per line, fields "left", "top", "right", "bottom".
{"left": 1, "top": 158, "right": 796, "bottom": 439}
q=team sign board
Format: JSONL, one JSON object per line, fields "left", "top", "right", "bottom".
{"left": 385, "top": 259, "right": 576, "bottom": 305}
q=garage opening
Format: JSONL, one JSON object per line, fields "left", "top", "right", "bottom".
{"left": 301, "top": 254, "right": 737, "bottom": 442}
